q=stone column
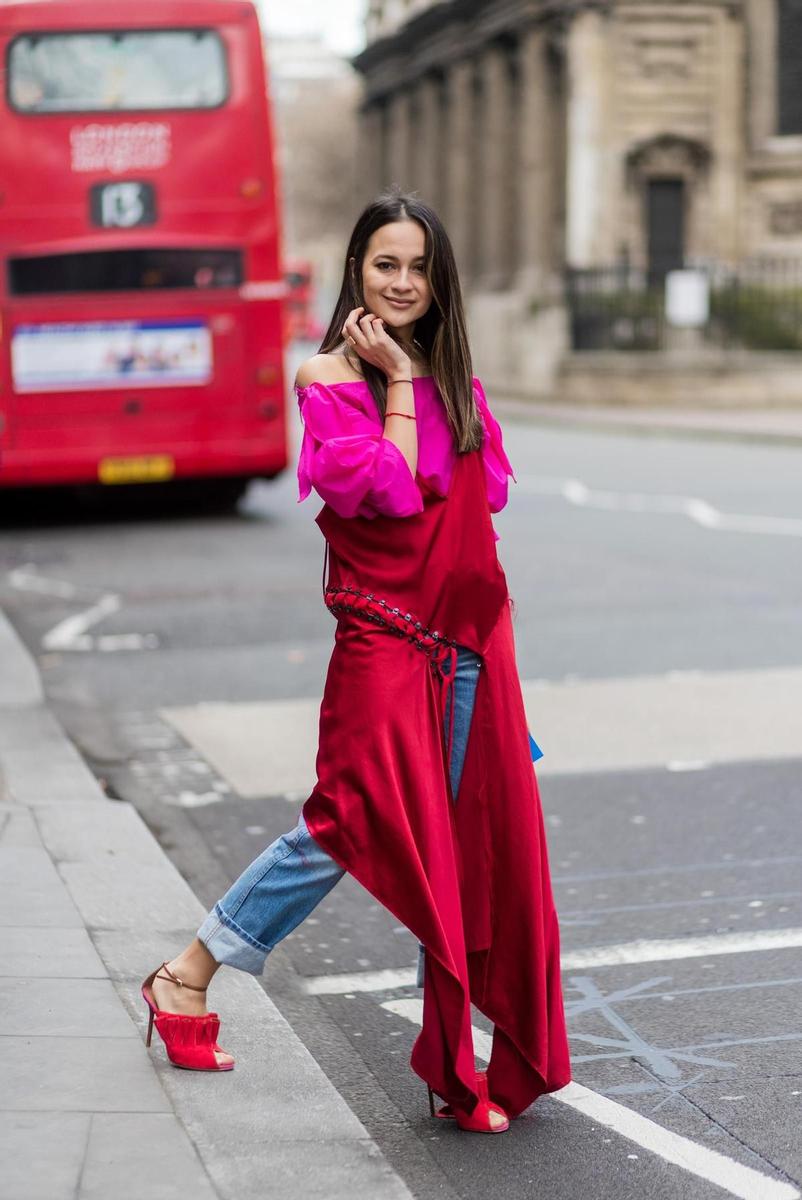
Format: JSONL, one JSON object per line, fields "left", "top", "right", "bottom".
{"left": 386, "top": 88, "right": 415, "bottom": 190}
{"left": 378, "top": 97, "right": 391, "bottom": 191}
{"left": 357, "top": 102, "right": 383, "bottom": 204}
{"left": 415, "top": 72, "right": 442, "bottom": 210}
{"left": 443, "top": 58, "right": 474, "bottom": 278}
{"left": 402, "top": 89, "right": 418, "bottom": 191}
{"left": 565, "top": 9, "right": 612, "bottom": 267}
{"left": 746, "top": 0, "right": 776, "bottom": 148}
{"left": 514, "top": 26, "right": 554, "bottom": 292}
{"left": 710, "top": 9, "right": 745, "bottom": 264}
{"left": 475, "top": 42, "right": 512, "bottom": 288}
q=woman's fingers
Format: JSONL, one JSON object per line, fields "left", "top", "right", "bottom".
{"left": 358, "top": 312, "right": 381, "bottom": 346}
{"left": 342, "top": 308, "right": 402, "bottom": 374}
{"left": 344, "top": 308, "right": 386, "bottom": 356}
{"left": 342, "top": 306, "right": 366, "bottom": 346}
{"left": 369, "top": 318, "right": 392, "bottom": 351}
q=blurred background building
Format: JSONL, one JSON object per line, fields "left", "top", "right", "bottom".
{"left": 346, "top": 0, "right": 802, "bottom": 405}
{"left": 267, "top": 32, "right": 360, "bottom": 335}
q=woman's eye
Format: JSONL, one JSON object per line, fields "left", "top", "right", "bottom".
{"left": 377, "top": 262, "right": 393, "bottom": 270}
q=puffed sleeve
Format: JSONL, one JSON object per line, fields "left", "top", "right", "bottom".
{"left": 473, "top": 378, "right": 516, "bottom": 514}
{"left": 296, "top": 381, "right": 424, "bottom": 519}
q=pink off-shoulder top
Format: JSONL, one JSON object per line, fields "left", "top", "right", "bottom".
{"left": 295, "top": 375, "right": 516, "bottom": 540}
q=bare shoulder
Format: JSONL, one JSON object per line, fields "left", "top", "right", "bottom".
{"left": 294, "top": 352, "right": 364, "bottom": 390}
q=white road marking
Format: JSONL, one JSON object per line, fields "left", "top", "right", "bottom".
{"left": 8, "top": 565, "right": 159, "bottom": 652}
{"left": 558, "top": 928, "right": 802, "bottom": 969}
{"left": 305, "top": 966, "right": 417, "bottom": 995}
{"left": 163, "top": 790, "right": 223, "bottom": 808}
{"left": 96, "top": 633, "right": 159, "bottom": 652}
{"left": 8, "top": 565, "right": 78, "bottom": 598}
{"left": 381, "top": 997, "right": 799, "bottom": 1200}
{"left": 303, "top": 928, "right": 802, "bottom": 996}
{"left": 42, "top": 593, "right": 121, "bottom": 651}
{"left": 558, "top": 1080, "right": 799, "bottom": 1200}
{"left": 517, "top": 475, "right": 802, "bottom": 538}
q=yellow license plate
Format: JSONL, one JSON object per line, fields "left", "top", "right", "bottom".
{"left": 98, "top": 455, "right": 175, "bottom": 484}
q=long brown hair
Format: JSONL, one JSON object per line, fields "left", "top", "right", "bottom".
{"left": 318, "top": 188, "right": 483, "bottom": 453}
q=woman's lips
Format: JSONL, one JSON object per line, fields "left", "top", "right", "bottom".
{"left": 385, "top": 298, "right": 415, "bottom": 309}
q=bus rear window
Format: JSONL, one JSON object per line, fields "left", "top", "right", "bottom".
{"left": 8, "top": 30, "right": 228, "bottom": 113}
{"left": 9, "top": 249, "right": 243, "bottom": 294}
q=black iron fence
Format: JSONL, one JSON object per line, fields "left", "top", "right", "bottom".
{"left": 566, "top": 261, "right": 802, "bottom": 352}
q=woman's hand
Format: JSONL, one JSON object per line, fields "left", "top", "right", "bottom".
{"left": 342, "top": 307, "right": 412, "bottom": 380}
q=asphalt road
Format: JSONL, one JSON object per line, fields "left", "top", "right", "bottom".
{"left": 1, "top": 380, "right": 801, "bottom": 1200}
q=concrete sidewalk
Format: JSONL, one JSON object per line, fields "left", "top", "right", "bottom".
{"left": 492, "top": 397, "right": 802, "bottom": 446}
{"left": 0, "top": 609, "right": 412, "bottom": 1200}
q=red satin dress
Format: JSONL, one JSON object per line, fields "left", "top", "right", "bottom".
{"left": 302, "top": 442, "right": 572, "bottom": 1118}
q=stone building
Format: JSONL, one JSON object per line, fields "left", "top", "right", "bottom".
{"left": 353, "top": 1, "right": 802, "bottom": 404}
{"left": 267, "top": 34, "right": 360, "bottom": 330}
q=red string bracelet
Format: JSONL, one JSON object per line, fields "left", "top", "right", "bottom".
{"left": 385, "top": 411, "right": 417, "bottom": 420}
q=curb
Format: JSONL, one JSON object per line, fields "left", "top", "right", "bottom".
{"left": 0, "top": 605, "right": 413, "bottom": 1200}
{"left": 0, "top": 609, "right": 43, "bottom": 707}
{"left": 492, "top": 399, "right": 802, "bottom": 448}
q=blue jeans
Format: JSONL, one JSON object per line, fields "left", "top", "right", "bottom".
{"left": 197, "top": 643, "right": 482, "bottom": 977}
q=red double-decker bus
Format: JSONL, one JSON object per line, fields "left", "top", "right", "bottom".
{"left": 283, "top": 259, "right": 324, "bottom": 343}
{"left": 0, "top": 0, "right": 288, "bottom": 502}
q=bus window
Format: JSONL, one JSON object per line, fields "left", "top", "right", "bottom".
{"left": 9, "top": 248, "right": 244, "bottom": 294}
{"left": 8, "top": 29, "right": 228, "bottom": 113}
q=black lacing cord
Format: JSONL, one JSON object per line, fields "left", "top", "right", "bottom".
{"left": 321, "top": 539, "right": 330, "bottom": 601}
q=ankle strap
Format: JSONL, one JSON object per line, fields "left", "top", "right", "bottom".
{"left": 156, "top": 961, "right": 207, "bottom": 992}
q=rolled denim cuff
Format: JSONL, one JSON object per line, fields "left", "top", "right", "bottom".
{"left": 197, "top": 905, "right": 271, "bottom": 976}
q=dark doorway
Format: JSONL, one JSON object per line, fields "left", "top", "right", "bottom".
{"left": 647, "top": 178, "right": 685, "bottom": 286}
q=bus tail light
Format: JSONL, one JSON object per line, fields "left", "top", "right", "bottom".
{"left": 240, "top": 178, "right": 263, "bottom": 198}
{"left": 256, "top": 364, "right": 279, "bottom": 386}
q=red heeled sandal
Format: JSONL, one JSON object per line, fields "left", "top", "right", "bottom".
{"left": 427, "top": 1070, "right": 509, "bottom": 1134}
{"left": 141, "top": 961, "right": 234, "bottom": 1072}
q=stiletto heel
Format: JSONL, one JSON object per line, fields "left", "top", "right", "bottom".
{"left": 427, "top": 1085, "right": 436, "bottom": 1118}
{"left": 141, "top": 961, "right": 234, "bottom": 1072}
{"left": 427, "top": 1070, "right": 509, "bottom": 1134}
{"left": 430, "top": 1069, "right": 489, "bottom": 1118}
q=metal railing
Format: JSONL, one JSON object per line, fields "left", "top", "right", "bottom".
{"left": 565, "top": 261, "right": 802, "bottom": 352}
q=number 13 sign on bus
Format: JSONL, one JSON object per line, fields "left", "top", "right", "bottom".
{"left": 0, "top": 1, "right": 288, "bottom": 501}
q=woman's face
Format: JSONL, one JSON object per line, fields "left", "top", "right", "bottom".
{"left": 355, "top": 220, "right": 433, "bottom": 336}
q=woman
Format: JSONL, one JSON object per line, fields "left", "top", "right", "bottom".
{"left": 142, "top": 190, "right": 572, "bottom": 1135}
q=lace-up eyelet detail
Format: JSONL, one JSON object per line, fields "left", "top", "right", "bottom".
{"left": 323, "top": 584, "right": 458, "bottom": 656}
{"left": 323, "top": 584, "right": 461, "bottom": 772}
